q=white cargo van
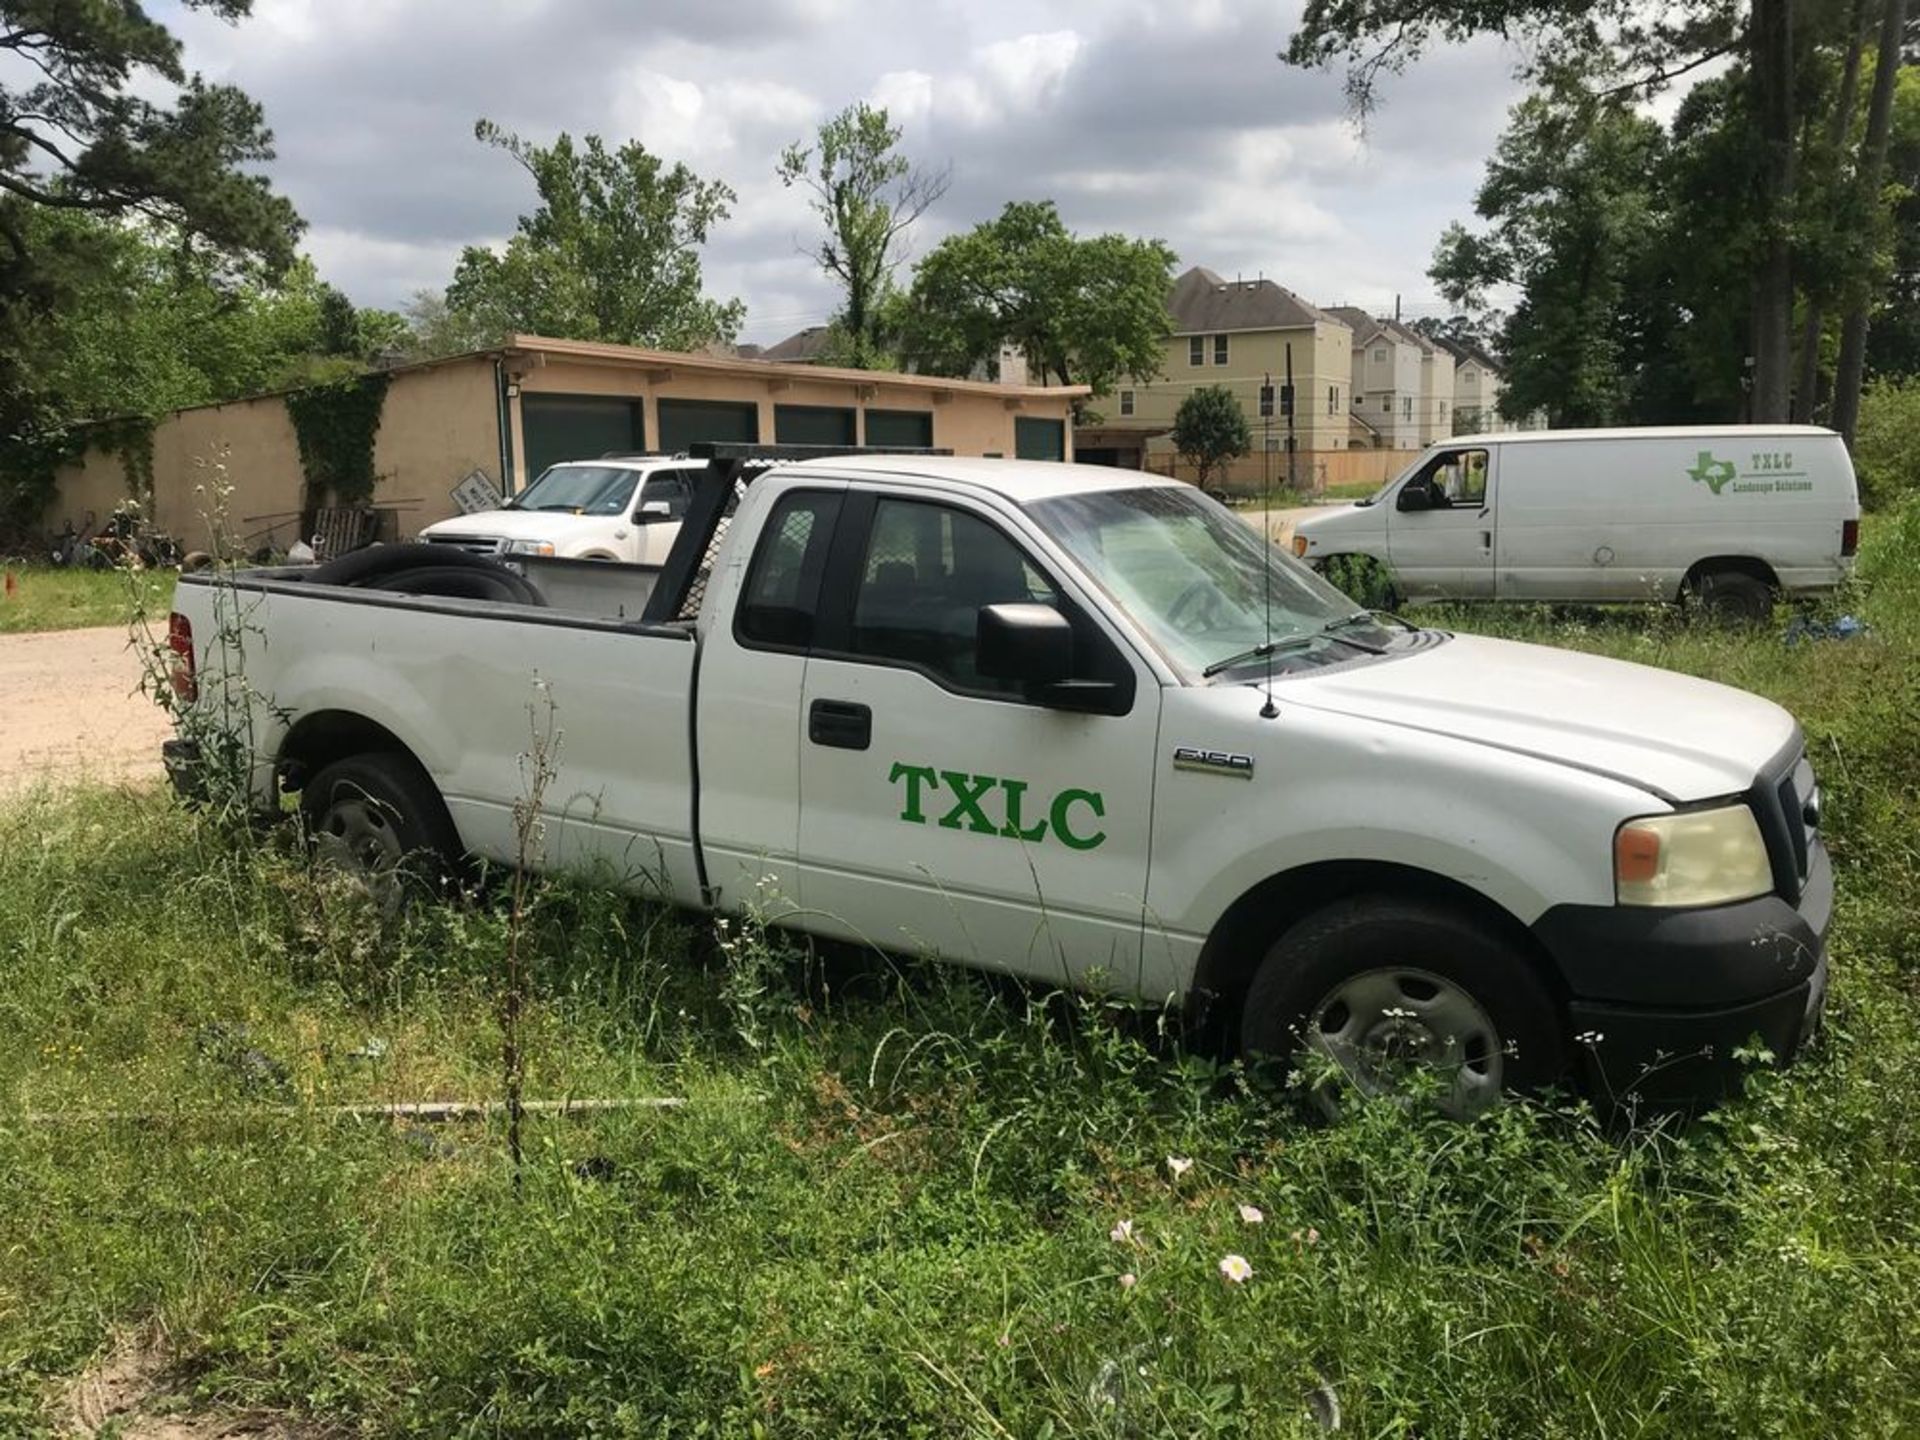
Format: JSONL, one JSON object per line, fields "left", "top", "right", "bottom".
{"left": 1291, "top": 426, "right": 1860, "bottom": 620}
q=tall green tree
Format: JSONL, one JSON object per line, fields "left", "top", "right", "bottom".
{"left": 1172, "top": 385, "right": 1252, "bottom": 493}
{"left": 1431, "top": 94, "right": 1669, "bottom": 425}
{"left": 1287, "top": 0, "right": 1800, "bottom": 420}
{"left": 0, "top": 0, "right": 302, "bottom": 532}
{"left": 777, "top": 104, "right": 948, "bottom": 369}
{"left": 897, "top": 201, "right": 1176, "bottom": 402}
{"left": 446, "top": 121, "right": 743, "bottom": 351}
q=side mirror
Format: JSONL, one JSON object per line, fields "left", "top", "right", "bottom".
{"left": 1396, "top": 483, "right": 1432, "bottom": 513}
{"left": 636, "top": 498, "right": 672, "bottom": 519}
{"left": 978, "top": 603, "right": 1072, "bottom": 687}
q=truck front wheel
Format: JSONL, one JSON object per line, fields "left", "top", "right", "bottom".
{"left": 1241, "top": 896, "right": 1564, "bottom": 1119}
{"left": 300, "top": 752, "right": 461, "bottom": 909}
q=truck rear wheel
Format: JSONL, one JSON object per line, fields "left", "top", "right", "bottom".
{"left": 299, "top": 752, "right": 460, "bottom": 909}
{"left": 1241, "top": 895, "right": 1564, "bottom": 1120}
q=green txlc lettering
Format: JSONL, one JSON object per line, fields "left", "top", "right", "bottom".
{"left": 888, "top": 761, "right": 1108, "bottom": 851}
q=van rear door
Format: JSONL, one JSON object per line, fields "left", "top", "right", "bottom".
{"left": 1386, "top": 446, "right": 1496, "bottom": 598}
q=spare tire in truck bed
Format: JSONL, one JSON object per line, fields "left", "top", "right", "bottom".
{"left": 307, "top": 542, "right": 546, "bottom": 607}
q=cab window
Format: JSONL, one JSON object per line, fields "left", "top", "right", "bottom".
{"left": 634, "top": 469, "right": 695, "bottom": 519}
{"left": 736, "top": 490, "right": 842, "bottom": 650}
{"left": 850, "top": 500, "right": 1056, "bottom": 694}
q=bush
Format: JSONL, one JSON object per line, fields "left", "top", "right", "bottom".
{"left": 1851, "top": 377, "right": 1920, "bottom": 510}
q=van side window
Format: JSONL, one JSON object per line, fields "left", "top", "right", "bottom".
{"left": 736, "top": 491, "right": 842, "bottom": 650}
{"left": 850, "top": 499, "right": 1057, "bottom": 696}
{"left": 1412, "top": 448, "right": 1490, "bottom": 508}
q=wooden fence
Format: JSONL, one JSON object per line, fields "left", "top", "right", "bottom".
{"left": 1144, "top": 447, "right": 1417, "bottom": 496}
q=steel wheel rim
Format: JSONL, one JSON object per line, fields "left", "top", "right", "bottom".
{"left": 315, "top": 791, "right": 407, "bottom": 912}
{"left": 1304, "top": 966, "right": 1503, "bottom": 1120}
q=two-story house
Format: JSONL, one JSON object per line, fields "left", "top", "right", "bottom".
{"left": 1077, "top": 266, "right": 1354, "bottom": 474}
{"left": 1434, "top": 337, "right": 1517, "bottom": 434}
{"left": 1325, "top": 307, "right": 1427, "bottom": 450}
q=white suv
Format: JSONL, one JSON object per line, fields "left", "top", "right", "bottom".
{"left": 419, "top": 456, "right": 700, "bottom": 565}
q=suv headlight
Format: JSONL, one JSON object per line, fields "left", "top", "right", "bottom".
{"left": 505, "top": 539, "right": 554, "bottom": 556}
{"left": 1615, "top": 804, "right": 1772, "bottom": 907}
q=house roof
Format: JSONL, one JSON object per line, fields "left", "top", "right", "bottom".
{"left": 755, "top": 326, "right": 830, "bottom": 363}
{"left": 1432, "top": 335, "right": 1505, "bottom": 373}
{"left": 1168, "top": 266, "right": 1341, "bottom": 335}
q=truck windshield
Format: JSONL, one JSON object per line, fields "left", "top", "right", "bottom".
{"left": 506, "top": 465, "right": 641, "bottom": 515}
{"left": 1025, "top": 486, "right": 1363, "bottom": 678}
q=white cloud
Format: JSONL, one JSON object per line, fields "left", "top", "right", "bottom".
{"left": 157, "top": 0, "right": 1526, "bottom": 343}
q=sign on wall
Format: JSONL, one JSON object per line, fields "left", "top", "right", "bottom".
{"left": 451, "top": 468, "right": 503, "bottom": 515}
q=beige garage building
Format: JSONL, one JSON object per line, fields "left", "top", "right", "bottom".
{"left": 50, "top": 336, "right": 1087, "bottom": 555}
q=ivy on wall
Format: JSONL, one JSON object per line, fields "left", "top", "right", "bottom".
{"left": 285, "top": 372, "right": 390, "bottom": 513}
{"left": 92, "top": 414, "right": 157, "bottom": 507}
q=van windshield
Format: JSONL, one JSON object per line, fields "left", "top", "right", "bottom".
{"left": 1025, "top": 485, "right": 1368, "bottom": 678}
{"left": 506, "top": 465, "right": 641, "bottom": 515}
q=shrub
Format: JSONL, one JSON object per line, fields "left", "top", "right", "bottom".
{"left": 1851, "top": 377, "right": 1920, "bottom": 510}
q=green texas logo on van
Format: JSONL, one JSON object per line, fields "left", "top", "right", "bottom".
{"left": 888, "top": 762, "right": 1107, "bottom": 851}
{"left": 1686, "top": 450, "right": 1815, "bottom": 496}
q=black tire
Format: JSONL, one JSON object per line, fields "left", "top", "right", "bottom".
{"left": 1690, "top": 568, "right": 1773, "bottom": 626}
{"left": 374, "top": 563, "right": 545, "bottom": 605}
{"left": 308, "top": 542, "right": 545, "bottom": 606}
{"left": 299, "top": 752, "right": 462, "bottom": 905}
{"left": 1241, "top": 895, "right": 1565, "bottom": 1119}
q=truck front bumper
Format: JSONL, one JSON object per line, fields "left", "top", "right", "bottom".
{"left": 1532, "top": 841, "right": 1832, "bottom": 1108}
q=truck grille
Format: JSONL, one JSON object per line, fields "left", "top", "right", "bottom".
{"left": 1751, "top": 741, "right": 1817, "bottom": 899}
{"left": 424, "top": 534, "right": 505, "bottom": 556}
{"left": 1778, "top": 753, "right": 1818, "bottom": 885}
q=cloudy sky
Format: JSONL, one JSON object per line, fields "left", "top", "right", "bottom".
{"left": 162, "top": 0, "right": 1531, "bottom": 346}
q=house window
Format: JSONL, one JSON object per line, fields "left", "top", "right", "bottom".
{"left": 1213, "top": 334, "right": 1229, "bottom": 365}
{"left": 1403, "top": 396, "right": 1413, "bottom": 420}
{"left": 1439, "top": 400, "right": 1448, "bottom": 418}
{"left": 1327, "top": 385, "right": 1338, "bottom": 415}
{"left": 1119, "top": 389, "right": 1135, "bottom": 416}
{"left": 1382, "top": 394, "right": 1392, "bottom": 411}
{"left": 1189, "top": 336, "right": 1204, "bottom": 366}
{"left": 1373, "top": 347, "right": 1387, "bottom": 364}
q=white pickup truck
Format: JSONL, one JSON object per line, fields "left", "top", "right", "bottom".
{"left": 164, "top": 447, "right": 1831, "bottom": 1113}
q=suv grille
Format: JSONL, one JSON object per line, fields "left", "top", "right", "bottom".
{"left": 424, "top": 534, "right": 505, "bottom": 556}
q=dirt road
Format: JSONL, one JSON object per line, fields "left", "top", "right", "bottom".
{"left": 0, "top": 624, "right": 171, "bottom": 796}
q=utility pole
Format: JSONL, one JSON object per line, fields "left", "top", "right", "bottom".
{"left": 1260, "top": 372, "right": 1274, "bottom": 495}
{"left": 1284, "top": 342, "right": 1298, "bottom": 495}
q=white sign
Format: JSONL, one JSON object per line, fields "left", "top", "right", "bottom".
{"left": 451, "top": 468, "right": 503, "bottom": 515}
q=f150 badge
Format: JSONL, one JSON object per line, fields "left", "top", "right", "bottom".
{"left": 1172, "top": 747, "right": 1254, "bottom": 779}
{"left": 888, "top": 762, "right": 1107, "bottom": 851}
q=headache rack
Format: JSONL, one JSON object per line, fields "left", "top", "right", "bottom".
{"left": 640, "top": 442, "right": 952, "bottom": 625}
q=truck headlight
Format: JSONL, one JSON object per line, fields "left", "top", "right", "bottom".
{"left": 505, "top": 539, "right": 554, "bottom": 556}
{"left": 1615, "top": 805, "right": 1772, "bottom": 907}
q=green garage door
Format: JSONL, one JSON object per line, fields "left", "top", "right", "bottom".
{"left": 520, "top": 394, "right": 644, "bottom": 486}
{"left": 865, "top": 409, "right": 933, "bottom": 448}
{"left": 1015, "top": 416, "right": 1066, "bottom": 461}
{"left": 775, "top": 405, "right": 856, "bottom": 446}
{"left": 658, "top": 398, "right": 759, "bottom": 455}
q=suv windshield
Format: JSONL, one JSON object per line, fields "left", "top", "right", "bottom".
{"left": 1025, "top": 485, "right": 1368, "bottom": 678}
{"left": 506, "top": 464, "right": 642, "bottom": 515}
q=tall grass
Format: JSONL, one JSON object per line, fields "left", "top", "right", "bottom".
{"left": 1, "top": 505, "right": 1917, "bottom": 1435}
{"left": 0, "top": 564, "right": 176, "bottom": 634}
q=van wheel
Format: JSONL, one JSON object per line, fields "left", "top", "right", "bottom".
{"left": 300, "top": 752, "right": 460, "bottom": 911}
{"left": 1690, "top": 569, "right": 1774, "bottom": 626}
{"left": 1241, "top": 896, "right": 1564, "bottom": 1120}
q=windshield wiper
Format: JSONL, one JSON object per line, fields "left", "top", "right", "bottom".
{"left": 1202, "top": 615, "right": 1402, "bottom": 679}
{"left": 1328, "top": 609, "right": 1418, "bottom": 639}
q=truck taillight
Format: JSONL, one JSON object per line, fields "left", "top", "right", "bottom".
{"left": 167, "top": 612, "right": 197, "bottom": 702}
{"left": 1842, "top": 518, "right": 1860, "bottom": 557}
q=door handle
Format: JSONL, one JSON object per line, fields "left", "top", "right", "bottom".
{"left": 1481, "top": 530, "right": 1492, "bottom": 550}
{"left": 808, "top": 699, "right": 872, "bottom": 751}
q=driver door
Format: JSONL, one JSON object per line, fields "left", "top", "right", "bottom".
{"left": 1387, "top": 447, "right": 1495, "bottom": 598}
{"left": 795, "top": 492, "right": 1162, "bottom": 993}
